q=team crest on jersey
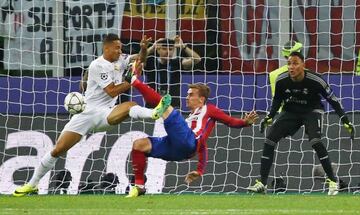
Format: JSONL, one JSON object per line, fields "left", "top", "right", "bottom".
{"left": 114, "top": 64, "right": 120, "bottom": 71}
{"left": 100, "top": 73, "right": 108, "bottom": 80}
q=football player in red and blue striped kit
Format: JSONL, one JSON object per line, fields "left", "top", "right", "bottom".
{"left": 123, "top": 64, "right": 258, "bottom": 197}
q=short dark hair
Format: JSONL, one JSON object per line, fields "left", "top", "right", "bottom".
{"left": 188, "top": 83, "right": 210, "bottom": 102}
{"left": 288, "top": 51, "right": 304, "bottom": 62}
{"left": 103, "top": 33, "right": 120, "bottom": 45}
{"left": 157, "top": 38, "right": 175, "bottom": 47}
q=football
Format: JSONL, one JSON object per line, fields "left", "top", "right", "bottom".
{"left": 64, "top": 92, "right": 86, "bottom": 114}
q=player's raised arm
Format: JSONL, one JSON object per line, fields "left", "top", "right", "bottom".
{"left": 207, "top": 104, "right": 258, "bottom": 128}
{"left": 127, "top": 35, "right": 152, "bottom": 64}
{"left": 268, "top": 78, "right": 285, "bottom": 119}
{"left": 260, "top": 73, "right": 286, "bottom": 133}
{"left": 319, "top": 76, "right": 355, "bottom": 140}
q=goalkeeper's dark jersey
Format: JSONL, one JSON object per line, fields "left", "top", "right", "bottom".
{"left": 268, "top": 70, "right": 346, "bottom": 118}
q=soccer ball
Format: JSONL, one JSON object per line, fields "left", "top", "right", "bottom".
{"left": 64, "top": 92, "right": 86, "bottom": 114}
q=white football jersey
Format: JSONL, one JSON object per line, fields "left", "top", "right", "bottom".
{"left": 85, "top": 54, "right": 130, "bottom": 110}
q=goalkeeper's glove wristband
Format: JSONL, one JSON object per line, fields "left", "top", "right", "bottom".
{"left": 343, "top": 122, "right": 355, "bottom": 140}
{"left": 341, "top": 116, "right": 355, "bottom": 140}
{"left": 260, "top": 115, "right": 273, "bottom": 133}
{"left": 340, "top": 115, "right": 350, "bottom": 125}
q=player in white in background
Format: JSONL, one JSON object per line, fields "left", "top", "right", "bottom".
{"left": 13, "top": 33, "right": 151, "bottom": 197}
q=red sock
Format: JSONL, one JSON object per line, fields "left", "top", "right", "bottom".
{"left": 133, "top": 79, "right": 161, "bottom": 107}
{"left": 132, "top": 149, "right": 147, "bottom": 186}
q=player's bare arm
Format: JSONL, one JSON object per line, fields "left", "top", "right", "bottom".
{"left": 128, "top": 35, "right": 152, "bottom": 63}
{"left": 103, "top": 82, "right": 131, "bottom": 98}
{"left": 174, "top": 35, "right": 201, "bottom": 70}
{"left": 244, "top": 110, "right": 259, "bottom": 125}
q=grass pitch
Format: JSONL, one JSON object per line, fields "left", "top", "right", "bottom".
{"left": 1, "top": 194, "right": 360, "bottom": 215}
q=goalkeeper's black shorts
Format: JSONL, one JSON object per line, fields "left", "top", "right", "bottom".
{"left": 266, "top": 111, "right": 323, "bottom": 144}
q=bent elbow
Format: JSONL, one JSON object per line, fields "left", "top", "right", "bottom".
{"left": 106, "top": 90, "right": 118, "bottom": 98}
{"left": 194, "top": 57, "right": 201, "bottom": 65}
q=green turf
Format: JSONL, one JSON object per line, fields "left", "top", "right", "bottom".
{"left": 1, "top": 194, "right": 360, "bottom": 215}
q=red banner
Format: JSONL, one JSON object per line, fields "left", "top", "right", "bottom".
{"left": 120, "top": 1, "right": 206, "bottom": 42}
{"left": 220, "top": 0, "right": 360, "bottom": 73}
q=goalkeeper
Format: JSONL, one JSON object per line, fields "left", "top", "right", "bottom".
{"left": 248, "top": 52, "right": 355, "bottom": 196}
{"left": 122, "top": 66, "right": 258, "bottom": 197}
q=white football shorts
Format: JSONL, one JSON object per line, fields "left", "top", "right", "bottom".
{"left": 62, "top": 106, "right": 115, "bottom": 136}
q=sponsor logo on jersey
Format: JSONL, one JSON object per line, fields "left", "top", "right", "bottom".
{"left": 303, "top": 88, "right": 308, "bottom": 95}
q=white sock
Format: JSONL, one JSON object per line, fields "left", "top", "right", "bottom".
{"left": 28, "top": 152, "right": 58, "bottom": 187}
{"left": 129, "top": 105, "right": 153, "bottom": 119}
{"left": 131, "top": 76, "right": 137, "bottom": 84}
{"left": 135, "top": 184, "right": 145, "bottom": 189}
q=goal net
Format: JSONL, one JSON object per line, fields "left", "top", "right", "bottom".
{"left": 0, "top": 0, "right": 359, "bottom": 195}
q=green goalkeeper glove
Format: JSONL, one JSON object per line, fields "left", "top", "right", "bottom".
{"left": 343, "top": 122, "right": 355, "bottom": 140}
{"left": 260, "top": 116, "right": 273, "bottom": 133}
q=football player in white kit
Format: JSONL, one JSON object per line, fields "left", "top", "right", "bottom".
{"left": 13, "top": 33, "right": 151, "bottom": 196}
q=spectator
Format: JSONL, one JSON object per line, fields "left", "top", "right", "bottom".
{"left": 144, "top": 35, "right": 201, "bottom": 108}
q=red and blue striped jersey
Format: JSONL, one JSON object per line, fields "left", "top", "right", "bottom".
{"left": 185, "top": 103, "right": 249, "bottom": 175}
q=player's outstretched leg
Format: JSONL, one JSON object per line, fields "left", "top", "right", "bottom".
{"left": 248, "top": 179, "right": 267, "bottom": 194}
{"left": 13, "top": 131, "right": 81, "bottom": 197}
{"left": 152, "top": 94, "right": 172, "bottom": 120}
{"left": 13, "top": 152, "right": 58, "bottom": 197}
{"left": 123, "top": 59, "right": 162, "bottom": 107}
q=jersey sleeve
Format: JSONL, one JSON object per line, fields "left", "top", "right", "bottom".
{"left": 269, "top": 65, "right": 288, "bottom": 97}
{"left": 196, "top": 140, "right": 208, "bottom": 175}
{"left": 91, "top": 64, "right": 112, "bottom": 89}
{"left": 319, "top": 79, "right": 346, "bottom": 119}
{"left": 207, "top": 104, "right": 247, "bottom": 128}
{"left": 268, "top": 79, "right": 284, "bottom": 118}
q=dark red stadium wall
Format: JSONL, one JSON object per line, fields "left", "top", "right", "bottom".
{"left": 220, "top": 0, "right": 360, "bottom": 73}
{"left": 219, "top": 0, "right": 278, "bottom": 73}
{"left": 120, "top": 2, "right": 206, "bottom": 43}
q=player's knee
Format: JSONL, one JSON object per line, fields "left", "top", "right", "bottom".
{"left": 133, "top": 138, "right": 151, "bottom": 152}
{"left": 310, "top": 138, "right": 323, "bottom": 148}
{"left": 265, "top": 138, "right": 278, "bottom": 147}
{"left": 125, "top": 101, "right": 137, "bottom": 109}
{"left": 51, "top": 147, "right": 63, "bottom": 157}
{"left": 108, "top": 101, "right": 137, "bottom": 125}
{"left": 133, "top": 139, "right": 145, "bottom": 151}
